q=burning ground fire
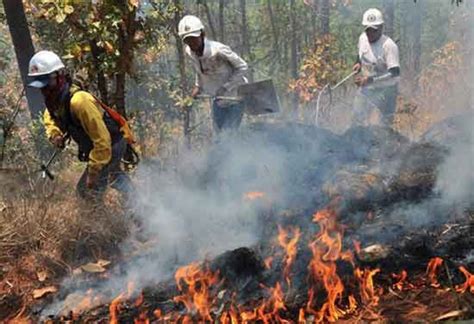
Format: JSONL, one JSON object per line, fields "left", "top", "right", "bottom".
{"left": 44, "top": 206, "right": 473, "bottom": 323}
{"left": 243, "top": 191, "right": 266, "bottom": 201}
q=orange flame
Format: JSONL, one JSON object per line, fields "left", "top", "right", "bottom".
{"left": 312, "top": 209, "right": 354, "bottom": 265}
{"left": 426, "top": 257, "right": 443, "bottom": 287}
{"left": 305, "top": 287, "right": 316, "bottom": 315}
{"left": 234, "top": 282, "right": 291, "bottom": 322}
{"left": 257, "top": 282, "right": 288, "bottom": 322}
{"left": 239, "top": 307, "right": 257, "bottom": 322}
{"left": 71, "top": 288, "right": 103, "bottom": 316}
{"left": 455, "top": 266, "right": 474, "bottom": 294}
{"left": 313, "top": 260, "right": 346, "bottom": 322}
{"left": 134, "top": 312, "right": 150, "bottom": 324}
{"left": 353, "top": 240, "right": 361, "bottom": 255}
{"left": 173, "top": 262, "right": 219, "bottom": 321}
{"left": 392, "top": 270, "right": 407, "bottom": 291}
{"left": 127, "top": 281, "right": 136, "bottom": 298}
{"left": 154, "top": 308, "right": 172, "bottom": 322}
{"left": 264, "top": 256, "right": 274, "bottom": 269}
{"left": 391, "top": 270, "right": 415, "bottom": 291}
{"left": 278, "top": 225, "right": 301, "bottom": 285}
{"left": 219, "top": 307, "right": 239, "bottom": 324}
{"left": 243, "top": 191, "right": 266, "bottom": 201}
{"left": 74, "top": 291, "right": 93, "bottom": 315}
{"left": 354, "top": 267, "right": 380, "bottom": 307}
{"left": 229, "top": 307, "right": 239, "bottom": 324}
{"left": 306, "top": 208, "right": 351, "bottom": 322}
{"left": 267, "top": 282, "right": 287, "bottom": 320}
{"left": 134, "top": 292, "right": 144, "bottom": 307}
{"left": 347, "top": 294, "right": 357, "bottom": 313}
{"left": 298, "top": 308, "right": 306, "bottom": 322}
{"left": 99, "top": 206, "right": 459, "bottom": 322}
{"left": 109, "top": 293, "right": 124, "bottom": 324}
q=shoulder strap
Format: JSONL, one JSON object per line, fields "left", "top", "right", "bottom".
{"left": 90, "top": 95, "right": 136, "bottom": 145}
{"left": 63, "top": 87, "right": 75, "bottom": 125}
{"left": 63, "top": 85, "right": 83, "bottom": 127}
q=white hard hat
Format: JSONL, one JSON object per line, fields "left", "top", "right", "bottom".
{"left": 178, "top": 15, "right": 204, "bottom": 40}
{"left": 28, "top": 50, "right": 65, "bottom": 88}
{"left": 362, "top": 8, "right": 384, "bottom": 29}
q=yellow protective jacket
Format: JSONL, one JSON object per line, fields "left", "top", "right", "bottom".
{"left": 43, "top": 86, "right": 117, "bottom": 176}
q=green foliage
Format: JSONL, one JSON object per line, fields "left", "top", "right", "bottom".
{"left": 0, "top": 31, "right": 25, "bottom": 167}
{"left": 2, "top": 0, "right": 469, "bottom": 159}
{"left": 0, "top": 23, "right": 13, "bottom": 86}
{"left": 26, "top": 0, "right": 176, "bottom": 100}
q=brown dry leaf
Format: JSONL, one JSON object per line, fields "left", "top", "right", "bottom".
{"left": 80, "top": 263, "right": 106, "bottom": 273}
{"left": 134, "top": 30, "right": 145, "bottom": 42}
{"left": 435, "top": 310, "right": 464, "bottom": 321}
{"left": 37, "top": 270, "right": 48, "bottom": 282}
{"left": 55, "top": 11, "right": 66, "bottom": 24}
{"left": 80, "top": 260, "right": 110, "bottom": 273}
{"left": 104, "top": 41, "right": 114, "bottom": 54}
{"left": 33, "top": 286, "right": 57, "bottom": 299}
{"left": 64, "top": 5, "right": 74, "bottom": 15}
{"left": 96, "top": 259, "right": 111, "bottom": 267}
{"left": 128, "top": 0, "right": 139, "bottom": 8}
{"left": 359, "top": 244, "right": 390, "bottom": 262}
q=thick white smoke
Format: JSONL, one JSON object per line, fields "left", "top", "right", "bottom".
{"left": 435, "top": 117, "right": 474, "bottom": 205}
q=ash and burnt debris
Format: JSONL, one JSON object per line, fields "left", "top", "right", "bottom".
{"left": 52, "top": 224, "right": 473, "bottom": 322}
{"left": 43, "top": 114, "right": 473, "bottom": 322}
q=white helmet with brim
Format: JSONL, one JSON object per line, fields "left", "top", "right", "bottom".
{"left": 362, "top": 8, "right": 384, "bottom": 30}
{"left": 178, "top": 15, "right": 204, "bottom": 40}
{"left": 28, "top": 50, "right": 65, "bottom": 88}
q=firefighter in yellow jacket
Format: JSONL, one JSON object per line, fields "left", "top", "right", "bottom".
{"left": 28, "top": 50, "right": 133, "bottom": 201}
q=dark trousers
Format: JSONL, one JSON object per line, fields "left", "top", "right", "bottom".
{"left": 212, "top": 100, "right": 244, "bottom": 132}
{"left": 77, "top": 139, "right": 133, "bottom": 202}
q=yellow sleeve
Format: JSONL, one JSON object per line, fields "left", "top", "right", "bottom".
{"left": 43, "top": 109, "right": 63, "bottom": 140}
{"left": 70, "top": 91, "right": 112, "bottom": 175}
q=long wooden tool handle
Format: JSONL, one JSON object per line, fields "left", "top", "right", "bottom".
{"left": 331, "top": 71, "right": 358, "bottom": 91}
{"left": 195, "top": 95, "right": 241, "bottom": 101}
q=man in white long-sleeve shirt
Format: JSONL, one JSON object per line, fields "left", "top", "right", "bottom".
{"left": 353, "top": 8, "right": 400, "bottom": 127}
{"left": 178, "top": 15, "right": 248, "bottom": 132}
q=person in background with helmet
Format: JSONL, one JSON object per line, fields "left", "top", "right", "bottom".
{"left": 28, "top": 50, "right": 133, "bottom": 203}
{"left": 178, "top": 15, "right": 248, "bottom": 133}
{"left": 352, "top": 8, "right": 400, "bottom": 127}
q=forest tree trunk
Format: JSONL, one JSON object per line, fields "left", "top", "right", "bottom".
{"left": 3, "top": 0, "right": 44, "bottom": 118}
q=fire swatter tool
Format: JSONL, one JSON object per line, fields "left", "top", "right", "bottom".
{"left": 196, "top": 79, "right": 280, "bottom": 115}
{"left": 315, "top": 71, "right": 357, "bottom": 126}
{"left": 40, "top": 149, "right": 61, "bottom": 180}
{"left": 39, "top": 134, "right": 70, "bottom": 180}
